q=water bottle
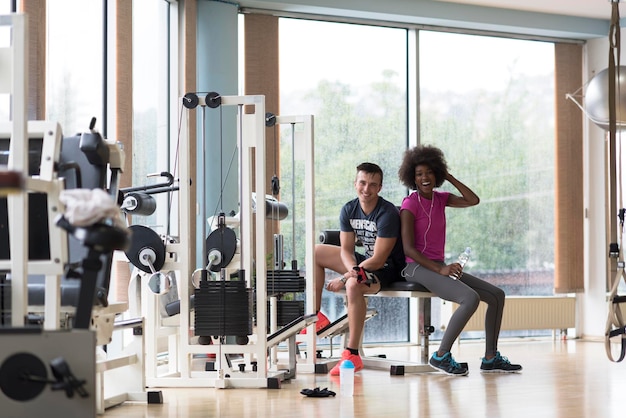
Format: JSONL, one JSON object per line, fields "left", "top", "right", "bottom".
{"left": 339, "top": 360, "right": 355, "bottom": 396}
{"left": 449, "top": 247, "right": 471, "bottom": 279}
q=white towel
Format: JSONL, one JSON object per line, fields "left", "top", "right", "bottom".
{"left": 59, "top": 188, "right": 123, "bottom": 228}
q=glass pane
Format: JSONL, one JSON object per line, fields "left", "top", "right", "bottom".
{"left": 46, "top": 0, "right": 103, "bottom": 136}
{"left": 279, "top": 18, "right": 409, "bottom": 343}
{"left": 132, "top": 0, "right": 170, "bottom": 234}
{"left": 419, "top": 31, "right": 555, "bottom": 337}
{"left": 0, "top": 1, "right": 14, "bottom": 121}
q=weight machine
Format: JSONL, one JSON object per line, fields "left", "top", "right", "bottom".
{"left": 0, "top": 14, "right": 96, "bottom": 417}
{"left": 134, "top": 93, "right": 317, "bottom": 388}
{"left": 0, "top": 13, "right": 157, "bottom": 415}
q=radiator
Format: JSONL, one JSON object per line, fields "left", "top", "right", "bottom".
{"left": 458, "top": 296, "right": 576, "bottom": 332}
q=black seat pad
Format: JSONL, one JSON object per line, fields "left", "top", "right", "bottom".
{"left": 381, "top": 280, "right": 430, "bottom": 293}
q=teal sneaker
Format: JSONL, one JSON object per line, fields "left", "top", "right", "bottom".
{"left": 480, "top": 351, "right": 522, "bottom": 373}
{"left": 429, "top": 352, "right": 468, "bottom": 376}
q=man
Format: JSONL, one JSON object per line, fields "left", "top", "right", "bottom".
{"left": 310, "top": 162, "right": 405, "bottom": 375}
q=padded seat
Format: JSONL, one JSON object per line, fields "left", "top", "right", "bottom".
{"left": 381, "top": 280, "right": 430, "bottom": 293}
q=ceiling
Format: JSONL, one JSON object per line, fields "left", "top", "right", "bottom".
{"left": 435, "top": 0, "right": 623, "bottom": 20}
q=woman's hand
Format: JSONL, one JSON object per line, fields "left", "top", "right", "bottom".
{"left": 441, "top": 262, "right": 463, "bottom": 279}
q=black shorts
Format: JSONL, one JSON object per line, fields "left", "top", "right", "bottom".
{"left": 355, "top": 253, "right": 402, "bottom": 287}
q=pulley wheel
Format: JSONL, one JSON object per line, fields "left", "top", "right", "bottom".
{"left": 265, "top": 112, "right": 276, "bottom": 127}
{"left": 183, "top": 93, "right": 199, "bottom": 109}
{"left": 205, "top": 92, "right": 222, "bottom": 108}
{"left": 0, "top": 353, "right": 47, "bottom": 401}
{"left": 205, "top": 227, "right": 237, "bottom": 272}
{"left": 125, "top": 225, "right": 166, "bottom": 274}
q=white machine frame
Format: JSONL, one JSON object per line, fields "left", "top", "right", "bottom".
{"left": 2, "top": 13, "right": 31, "bottom": 327}
{"left": 0, "top": 120, "right": 69, "bottom": 329}
{"left": 2, "top": 14, "right": 148, "bottom": 415}
{"left": 141, "top": 97, "right": 318, "bottom": 387}
{"left": 268, "top": 114, "right": 317, "bottom": 371}
{"left": 1, "top": 14, "right": 95, "bottom": 417}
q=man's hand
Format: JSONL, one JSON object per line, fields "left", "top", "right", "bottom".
{"left": 325, "top": 268, "right": 358, "bottom": 292}
{"left": 325, "top": 277, "right": 346, "bottom": 292}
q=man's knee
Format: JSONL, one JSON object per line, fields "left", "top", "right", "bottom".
{"left": 345, "top": 278, "right": 380, "bottom": 296}
{"left": 314, "top": 244, "right": 340, "bottom": 266}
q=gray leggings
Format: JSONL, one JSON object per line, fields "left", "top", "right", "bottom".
{"left": 402, "top": 262, "right": 505, "bottom": 357}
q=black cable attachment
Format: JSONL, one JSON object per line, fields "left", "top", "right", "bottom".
{"left": 271, "top": 175, "right": 280, "bottom": 196}
{"left": 49, "top": 357, "right": 89, "bottom": 398}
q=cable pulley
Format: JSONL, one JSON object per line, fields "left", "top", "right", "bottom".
{"left": 265, "top": 112, "right": 276, "bottom": 127}
{"left": 182, "top": 93, "right": 199, "bottom": 109}
{"left": 205, "top": 92, "right": 222, "bottom": 108}
{"left": 182, "top": 91, "right": 222, "bottom": 109}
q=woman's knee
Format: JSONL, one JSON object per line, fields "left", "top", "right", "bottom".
{"left": 463, "top": 290, "right": 480, "bottom": 311}
{"left": 493, "top": 286, "right": 506, "bottom": 303}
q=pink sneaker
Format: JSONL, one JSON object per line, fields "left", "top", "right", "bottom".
{"left": 300, "top": 312, "right": 331, "bottom": 335}
{"left": 329, "top": 349, "right": 364, "bottom": 376}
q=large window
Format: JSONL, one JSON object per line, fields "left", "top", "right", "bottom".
{"left": 0, "top": 1, "right": 15, "bottom": 121}
{"left": 419, "top": 31, "right": 555, "bottom": 339}
{"left": 420, "top": 31, "right": 555, "bottom": 296}
{"left": 279, "top": 18, "right": 409, "bottom": 343}
{"left": 131, "top": 0, "right": 171, "bottom": 235}
{"left": 279, "top": 19, "right": 556, "bottom": 343}
{"left": 46, "top": 0, "right": 104, "bottom": 136}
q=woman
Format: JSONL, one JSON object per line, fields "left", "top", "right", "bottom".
{"left": 398, "top": 145, "right": 522, "bottom": 376}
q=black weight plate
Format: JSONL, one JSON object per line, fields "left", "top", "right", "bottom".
{"left": 205, "top": 227, "right": 237, "bottom": 272}
{"left": 125, "top": 225, "right": 166, "bottom": 273}
{"left": 0, "top": 352, "right": 47, "bottom": 401}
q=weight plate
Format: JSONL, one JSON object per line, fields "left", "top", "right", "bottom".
{"left": 0, "top": 352, "right": 47, "bottom": 401}
{"left": 125, "top": 225, "right": 166, "bottom": 273}
{"left": 205, "top": 227, "right": 237, "bottom": 272}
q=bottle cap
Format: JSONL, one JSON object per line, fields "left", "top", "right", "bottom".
{"left": 340, "top": 360, "right": 355, "bottom": 369}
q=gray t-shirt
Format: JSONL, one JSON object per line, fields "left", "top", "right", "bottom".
{"left": 339, "top": 196, "right": 405, "bottom": 272}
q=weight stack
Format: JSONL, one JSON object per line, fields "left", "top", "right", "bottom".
{"left": 268, "top": 300, "right": 305, "bottom": 327}
{"left": 194, "top": 280, "right": 252, "bottom": 337}
{"left": 267, "top": 269, "right": 306, "bottom": 295}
